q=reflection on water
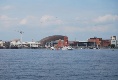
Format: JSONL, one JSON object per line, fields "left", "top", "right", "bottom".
{"left": 0, "top": 49, "right": 118, "bottom": 80}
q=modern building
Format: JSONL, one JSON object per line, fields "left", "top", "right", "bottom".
{"left": 88, "top": 37, "right": 102, "bottom": 48}
{"left": 27, "top": 41, "right": 40, "bottom": 49}
{"left": 39, "top": 35, "right": 67, "bottom": 47}
{"left": 69, "top": 41, "right": 94, "bottom": 49}
{"left": 111, "top": 36, "right": 117, "bottom": 47}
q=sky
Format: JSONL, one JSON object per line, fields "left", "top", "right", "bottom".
{"left": 0, "top": 0, "right": 118, "bottom": 41}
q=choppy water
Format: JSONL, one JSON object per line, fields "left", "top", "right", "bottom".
{"left": 0, "top": 49, "right": 118, "bottom": 80}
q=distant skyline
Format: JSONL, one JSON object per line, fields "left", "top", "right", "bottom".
{"left": 0, "top": 0, "right": 118, "bottom": 41}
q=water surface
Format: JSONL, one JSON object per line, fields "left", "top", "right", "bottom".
{"left": 0, "top": 49, "right": 118, "bottom": 80}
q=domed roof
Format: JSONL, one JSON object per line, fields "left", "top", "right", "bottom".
{"left": 40, "top": 35, "right": 66, "bottom": 46}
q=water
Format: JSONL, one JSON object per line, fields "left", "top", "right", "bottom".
{"left": 0, "top": 49, "right": 118, "bottom": 80}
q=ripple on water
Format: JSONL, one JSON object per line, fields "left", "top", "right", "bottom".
{"left": 0, "top": 49, "right": 118, "bottom": 80}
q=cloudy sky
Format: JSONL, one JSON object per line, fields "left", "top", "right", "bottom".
{"left": 0, "top": 0, "right": 118, "bottom": 41}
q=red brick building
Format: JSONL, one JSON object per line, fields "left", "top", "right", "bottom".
{"left": 88, "top": 37, "right": 102, "bottom": 47}
{"left": 88, "top": 37, "right": 111, "bottom": 48}
{"left": 101, "top": 40, "right": 111, "bottom": 47}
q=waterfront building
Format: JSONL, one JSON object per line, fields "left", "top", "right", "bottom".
{"left": 69, "top": 41, "right": 94, "bottom": 49}
{"left": 10, "top": 39, "right": 21, "bottom": 48}
{"left": 63, "top": 36, "right": 68, "bottom": 46}
{"left": 10, "top": 39, "right": 20, "bottom": 47}
{"left": 40, "top": 35, "right": 99, "bottom": 49}
{"left": 40, "top": 35, "right": 67, "bottom": 47}
{"left": 0, "top": 40, "right": 4, "bottom": 48}
{"left": 10, "top": 39, "right": 41, "bottom": 49}
{"left": 57, "top": 39, "right": 63, "bottom": 48}
{"left": 101, "top": 39, "right": 111, "bottom": 48}
{"left": 27, "top": 41, "right": 41, "bottom": 49}
{"left": 3, "top": 41, "right": 10, "bottom": 49}
{"left": 88, "top": 37, "right": 102, "bottom": 48}
{"left": 111, "top": 36, "right": 117, "bottom": 47}
{"left": 40, "top": 35, "right": 73, "bottom": 50}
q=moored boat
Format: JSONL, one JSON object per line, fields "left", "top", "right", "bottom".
{"left": 50, "top": 46, "right": 55, "bottom": 50}
{"left": 62, "top": 46, "right": 73, "bottom": 50}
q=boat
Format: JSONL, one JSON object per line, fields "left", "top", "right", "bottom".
{"left": 62, "top": 46, "right": 73, "bottom": 50}
{"left": 50, "top": 46, "right": 55, "bottom": 50}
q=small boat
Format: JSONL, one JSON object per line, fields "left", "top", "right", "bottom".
{"left": 50, "top": 46, "right": 55, "bottom": 50}
{"left": 62, "top": 46, "right": 73, "bottom": 50}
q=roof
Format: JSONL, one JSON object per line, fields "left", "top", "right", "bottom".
{"left": 39, "top": 35, "right": 66, "bottom": 45}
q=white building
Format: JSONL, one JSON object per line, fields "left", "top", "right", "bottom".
{"left": 10, "top": 39, "right": 21, "bottom": 47}
{"left": 10, "top": 39, "right": 41, "bottom": 48}
{"left": 27, "top": 41, "right": 40, "bottom": 48}
{"left": 111, "top": 36, "right": 117, "bottom": 47}
{"left": 0, "top": 40, "right": 4, "bottom": 47}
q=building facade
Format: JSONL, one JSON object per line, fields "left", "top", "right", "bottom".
{"left": 88, "top": 37, "right": 102, "bottom": 48}
{"left": 111, "top": 36, "right": 117, "bottom": 47}
{"left": 101, "top": 39, "right": 111, "bottom": 47}
{"left": 0, "top": 40, "right": 4, "bottom": 48}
